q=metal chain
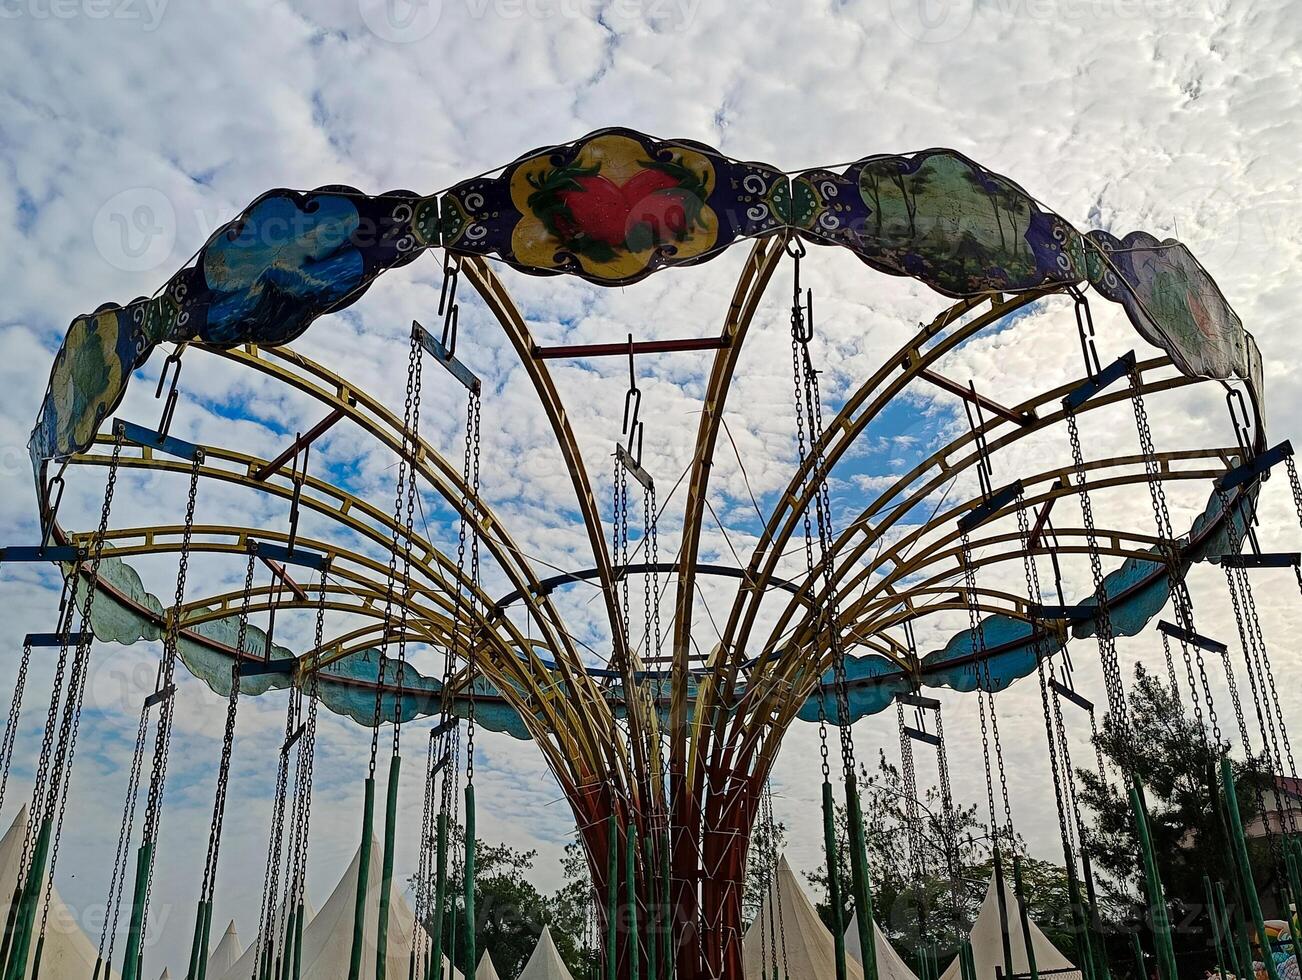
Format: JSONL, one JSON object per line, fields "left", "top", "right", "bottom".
{"left": 128, "top": 450, "right": 203, "bottom": 947}
{"left": 199, "top": 551, "right": 256, "bottom": 904}
{"left": 371, "top": 330, "right": 422, "bottom": 771}
{"left": 1037, "top": 659, "right": 1078, "bottom": 864}
{"left": 788, "top": 244, "right": 856, "bottom": 781}
{"left": 1130, "top": 367, "right": 1219, "bottom": 749}
{"left": 286, "top": 567, "right": 327, "bottom": 920}
{"left": 253, "top": 684, "right": 297, "bottom": 976}
{"left": 465, "top": 390, "right": 482, "bottom": 785}
{"left": 1217, "top": 484, "right": 1298, "bottom": 843}
{"left": 1234, "top": 558, "right": 1297, "bottom": 806}
{"left": 394, "top": 342, "right": 423, "bottom": 755}
{"left": 31, "top": 432, "right": 124, "bottom": 929}
{"left": 17, "top": 586, "right": 74, "bottom": 879}
{"left": 413, "top": 728, "right": 438, "bottom": 970}
{"left": 1063, "top": 407, "right": 1130, "bottom": 743}
{"left": 963, "top": 530, "right": 999, "bottom": 843}
{"left": 898, "top": 703, "right": 924, "bottom": 884}
{"left": 98, "top": 698, "right": 149, "bottom": 965}
{"left": 0, "top": 639, "right": 32, "bottom": 816}
{"left": 933, "top": 706, "right": 962, "bottom": 919}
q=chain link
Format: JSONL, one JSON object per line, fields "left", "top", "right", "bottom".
{"left": 1064, "top": 407, "right": 1131, "bottom": 747}
{"left": 199, "top": 551, "right": 256, "bottom": 906}
{"left": 788, "top": 249, "right": 857, "bottom": 784}
{"left": 0, "top": 639, "right": 32, "bottom": 817}
{"left": 29, "top": 432, "right": 124, "bottom": 935}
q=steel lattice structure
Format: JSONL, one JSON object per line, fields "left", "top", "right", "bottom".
{"left": 18, "top": 130, "right": 1275, "bottom": 979}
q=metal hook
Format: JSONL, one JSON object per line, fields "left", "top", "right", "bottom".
{"left": 438, "top": 252, "right": 462, "bottom": 357}
{"left": 622, "top": 335, "right": 644, "bottom": 466}
{"left": 1225, "top": 386, "right": 1254, "bottom": 464}
{"left": 155, "top": 349, "right": 184, "bottom": 441}
{"left": 286, "top": 437, "right": 308, "bottom": 553}
{"left": 41, "top": 471, "right": 65, "bottom": 549}
{"left": 1070, "top": 286, "right": 1102, "bottom": 378}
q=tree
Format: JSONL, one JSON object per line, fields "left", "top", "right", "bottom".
{"left": 1076, "top": 664, "right": 1275, "bottom": 975}
{"left": 805, "top": 749, "right": 1001, "bottom": 962}
{"left": 548, "top": 839, "right": 600, "bottom": 978}
{"left": 743, "top": 811, "right": 788, "bottom": 927}
{"left": 410, "top": 822, "right": 589, "bottom": 979}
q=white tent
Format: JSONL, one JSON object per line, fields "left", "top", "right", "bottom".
{"left": 516, "top": 927, "right": 576, "bottom": 980}
{"left": 158, "top": 969, "right": 171, "bottom": 980}
{"left": 743, "top": 855, "right": 865, "bottom": 980}
{"left": 206, "top": 920, "right": 241, "bottom": 980}
{"left": 0, "top": 805, "right": 121, "bottom": 980}
{"left": 213, "top": 895, "right": 317, "bottom": 980}
{"left": 938, "top": 872, "right": 1073, "bottom": 980}
{"left": 213, "top": 839, "right": 461, "bottom": 980}
{"left": 474, "top": 951, "right": 500, "bottom": 980}
{"left": 845, "top": 911, "right": 920, "bottom": 980}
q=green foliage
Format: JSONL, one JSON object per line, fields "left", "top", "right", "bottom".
{"left": 804, "top": 750, "right": 1009, "bottom": 962}
{"left": 409, "top": 822, "right": 592, "bottom": 979}
{"left": 743, "top": 812, "right": 789, "bottom": 927}
{"left": 548, "top": 839, "right": 600, "bottom": 978}
{"left": 1076, "top": 664, "right": 1277, "bottom": 975}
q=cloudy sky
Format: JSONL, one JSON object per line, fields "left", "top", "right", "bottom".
{"left": 2, "top": 0, "right": 1302, "bottom": 973}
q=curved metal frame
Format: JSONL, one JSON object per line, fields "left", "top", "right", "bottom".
{"left": 41, "top": 242, "right": 1259, "bottom": 980}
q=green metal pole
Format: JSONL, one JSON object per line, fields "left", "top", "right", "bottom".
{"left": 845, "top": 779, "right": 878, "bottom": 980}
{"left": 1013, "top": 856, "right": 1040, "bottom": 980}
{"left": 7, "top": 817, "right": 53, "bottom": 980}
{"left": 1130, "top": 932, "right": 1146, "bottom": 980}
{"left": 961, "top": 940, "right": 976, "bottom": 980}
{"left": 1128, "top": 780, "right": 1176, "bottom": 980}
{"left": 347, "top": 777, "right": 376, "bottom": 980}
{"left": 626, "top": 823, "right": 638, "bottom": 980}
{"left": 647, "top": 831, "right": 656, "bottom": 980}
{"left": 1283, "top": 840, "right": 1302, "bottom": 980}
{"left": 429, "top": 811, "right": 449, "bottom": 980}
{"left": 28, "top": 935, "right": 42, "bottom": 980}
{"left": 1202, "top": 876, "right": 1228, "bottom": 980}
{"left": 1220, "top": 758, "right": 1281, "bottom": 980}
{"left": 120, "top": 840, "right": 154, "bottom": 980}
{"left": 0, "top": 886, "right": 21, "bottom": 978}
{"left": 1217, "top": 880, "right": 1252, "bottom": 980}
{"left": 258, "top": 932, "right": 274, "bottom": 980}
{"left": 376, "top": 756, "right": 402, "bottom": 980}
{"left": 661, "top": 829, "right": 672, "bottom": 980}
{"left": 1082, "top": 852, "right": 1111, "bottom": 980}
{"left": 606, "top": 815, "right": 618, "bottom": 980}
{"left": 292, "top": 902, "right": 305, "bottom": 980}
{"left": 198, "top": 900, "right": 214, "bottom": 980}
{"left": 822, "top": 781, "right": 847, "bottom": 980}
{"left": 278, "top": 909, "right": 296, "bottom": 980}
{"left": 1065, "top": 864, "right": 1095, "bottom": 980}
{"left": 463, "top": 783, "right": 476, "bottom": 980}
{"left": 992, "top": 847, "right": 1015, "bottom": 980}
{"left": 186, "top": 901, "right": 206, "bottom": 980}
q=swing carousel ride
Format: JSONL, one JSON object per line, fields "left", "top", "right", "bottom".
{"left": 3, "top": 128, "right": 1301, "bottom": 980}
